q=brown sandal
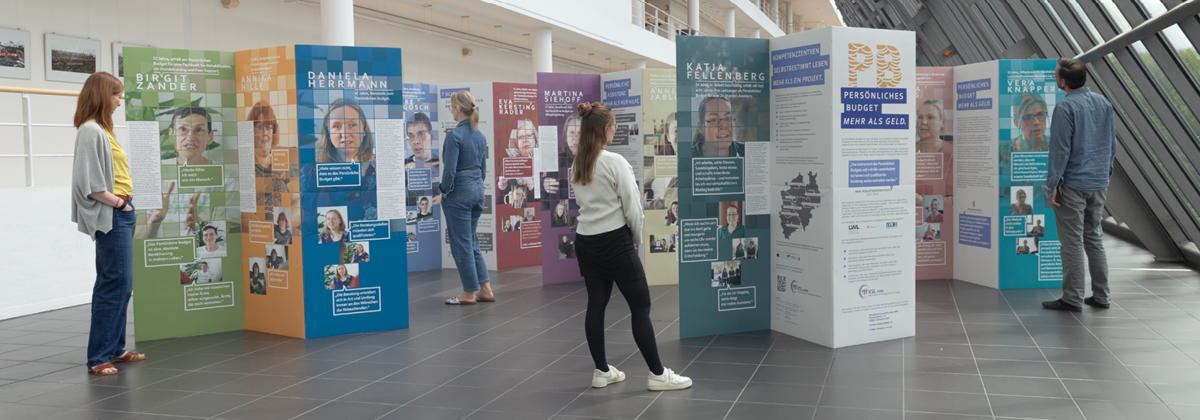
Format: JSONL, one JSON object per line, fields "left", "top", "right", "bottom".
{"left": 111, "top": 351, "right": 146, "bottom": 363}
{"left": 475, "top": 294, "right": 496, "bottom": 302}
{"left": 88, "top": 363, "right": 118, "bottom": 376}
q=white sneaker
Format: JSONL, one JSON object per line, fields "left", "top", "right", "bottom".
{"left": 592, "top": 365, "right": 625, "bottom": 388}
{"left": 648, "top": 368, "right": 692, "bottom": 391}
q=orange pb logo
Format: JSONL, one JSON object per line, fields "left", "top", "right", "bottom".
{"left": 847, "top": 43, "right": 902, "bottom": 88}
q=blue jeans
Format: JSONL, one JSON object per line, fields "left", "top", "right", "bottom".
{"left": 88, "top": 207, "right": 135, "bottom": 367}
{"left": 443, "top": 181, "right": 489, "bottom": 291}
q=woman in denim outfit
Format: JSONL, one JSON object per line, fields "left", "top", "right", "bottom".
{"left": 442, "top": 90, "right": 494, "bottom": 305}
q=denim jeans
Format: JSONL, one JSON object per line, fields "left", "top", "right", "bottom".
{"left": 1053, "top": 185, "right": 1109, "bottom": 306}
{"left": 87, "top": 207, "right": 135, "bottom": 367}
{"left": 443, "top": 180, "right": 489, "bottom": 291}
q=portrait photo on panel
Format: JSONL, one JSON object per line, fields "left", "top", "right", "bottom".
{"left": 658, "top": 112, "right": 678, "bottom": 156}
{"left": 406, "top": 225, "right": 417, "bottom": 243}
{"left": 1027, "top": 215, "right": 1046, "bottom": 238}
{"left": 711, "top": 261, "right": 742, "bottom": 287}
{"left": 505, "top": 118, "right": 538, "bottom": 158}
{"left": 249, "top": 101, "right": 280, "bottom": 176}
{"left": 181, "top": 259, "right": 223, "bottom": 285}
{"left": 194, "top": 221, "right": 227, "bottom": 259}
{"left": 343, "top": 242, "right": 371, "bottom": 263}
{"left": 1016, "top": 238, "right": 1039, "bottom": 255}
{"left": 273, "top": 207, "right": 293, "bottom": 245}
{"left": 264, "top": 244, "right": 288, "bottom": 270}
{"left": 691, "top": 96, "right": 747, "bottom": 157}
{"left": 497, "top": 176, "right": 534, "bottom": 208}
{"left": 719, "top": 201, "right": 745, "bottom": 239}
{"left": 550, "top": 200, "right": 574, "bottom": 228}
{"left": 248, "top": 257, "right": 267, "bottom": 296}
{"left": 317, "top": 206, "right": 350, "bottom": 244}
{"left": 325, "top": 263, "right": 360, "bottom": 290}
{"left": 557, "top": 234, "right": 575, "bottom": 260}
{"left": 523, "top": 207, "right": 536, "bottom": 222}
{"left": 1010, "top": 186, "right": 1034, "bottom": 215}
{"left": 162, "top": 106, "right": 218, "bottom": 165}
{"left": 1012, "top": 94, "right": 1050, "bottom": 153}
{"left": 918, "top": 223, "right": 940, "bottom": 242}
{"left": 315, "top": 99, "right": 376, "bottom": 165}
{"left": 923, "top": 195, "right": 944, "bottom": 223}
{"left": 733, "top": 237, "right": 757, "bottom": 260}
{"left": 650, "top": 234, "right": 678, "bottom": 254}
{"left": 405, "top": 112, "right": 439, "bottom": 168}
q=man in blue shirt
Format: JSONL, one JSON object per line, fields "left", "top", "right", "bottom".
{"left": 1042, "top": 58, "right": 1118, "bottom": 312}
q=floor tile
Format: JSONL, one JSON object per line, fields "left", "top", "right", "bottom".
{"left": 904, "top": 390, "right": 991, "bottom": 417}
{"left": 638, "top": 397, "right": 734, "bottom": 420}
{"left": 1061, "top": 379, "right": 1161, "bottom": 403}
{"left": 1075, "top": 399, "right": 1180, "bottom": 420}
{"left": 981, "top": 375, "right": 1071, "bottom": 398}
{"left": 724, "top": 401, "right": 817, "bottom": 419}
{"left": 987, "top": 395, "right": 1084, "bottom": 420}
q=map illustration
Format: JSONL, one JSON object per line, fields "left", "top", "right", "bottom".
{"left": 779, "top": 171, "right": 822, "bottom": 239}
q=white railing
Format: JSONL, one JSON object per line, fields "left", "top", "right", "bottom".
{"left": 634, "top": 0, "right": 702, "bottom": 40}
{"left": 786, "top": 21, "right": 832, "bottom": 34}
{"left": 0, "top": 86, "right": 123, "bottom": 187}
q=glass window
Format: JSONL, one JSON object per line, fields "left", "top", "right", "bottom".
{"left": 1039, "top": 0, "right": 1084, "bottom": 54}
{"left": 1100, "top": 53, "right": 1200, "bottom": 227}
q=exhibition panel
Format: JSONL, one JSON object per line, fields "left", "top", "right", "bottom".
{"left": 767, "top": 27, "right": 916, "bottom": 348}
{"left": 437, "top": 83, "right": 498, "bottom": 271}
{"left": 915, "top": 67, "right": 955, "bottom": 280}
{"left": 953, "top": 59, "right": 1064, "bottom": 290}
{"left": 493, "top": 82, "right": 543, "bottom": 270}
{"left": 293, "top": 45, "right": 409, "bottom": 338}
{"left": 602, "top": 68, "right": 680, "bottom": 286}
{"left": 538, "top": 72, "right": 601, "bottom": 286}
{"left": 126, "top": 47, "right": 246, "bottom": 341}
{"left": 236, "top": 45, "right": 305, "bottom": 338}
{"left": 403, "top": 83, "right": 443, "bottom": 272}
{"left": 676, "top": 36, "right": 774, "bottom": 339}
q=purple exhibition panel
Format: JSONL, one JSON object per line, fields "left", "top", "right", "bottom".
{"left": 538, "top": 72, "right": 602, "bottom": 285}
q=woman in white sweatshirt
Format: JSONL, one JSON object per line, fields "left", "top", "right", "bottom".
{"left": 570, "top": 102, "right": 692, "bottom": 392}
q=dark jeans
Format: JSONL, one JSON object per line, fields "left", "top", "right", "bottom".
{"left": 1053, "top": 185, "right": 1109, "bottom": 306}
{"left": 87, "top": 208, "right": 135, "bottom": 368}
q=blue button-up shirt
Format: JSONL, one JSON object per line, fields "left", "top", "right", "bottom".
{"left": 1046, "top": 87, "right": 1118, "bottom": 192}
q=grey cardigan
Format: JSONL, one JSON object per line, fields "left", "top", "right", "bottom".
{"left": 71, "top": 120, "right": 116, "bottom": 240}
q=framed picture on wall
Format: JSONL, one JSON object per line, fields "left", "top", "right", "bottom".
{"left": 112, "top": 42, "right": 149, "bottom": 79}
{"left": 44, "top": 33, "right": 99, "bottom": 83}
{"left": 0, "top": 27, "right": 31, "bottom": 80}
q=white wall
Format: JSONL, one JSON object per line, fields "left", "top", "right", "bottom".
{"left": 0, "top": 186, "right": 97, "bottom": 320}
{"left": 0, "top": 0, "right": 593, "bottom": 319}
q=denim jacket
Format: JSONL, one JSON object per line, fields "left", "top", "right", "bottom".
{"left": 439, "top": 119, "right": 488, "bottom": 196}
{"left": 1046, "top": 87, "right": 1117, "bottom": 191}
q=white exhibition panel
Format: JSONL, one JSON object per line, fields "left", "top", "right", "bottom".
{"left": 769, "top": 27, "right": 917, "bottom": 348}
{"left": 951, "top": 61, "right": 1001, "bottom": 289}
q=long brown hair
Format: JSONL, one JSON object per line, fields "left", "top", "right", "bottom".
{"left": 73, "top": 72, "right": 123, "bottom": 133}
{"left": 570, "top": 102, "right": 614, "bottom": 186}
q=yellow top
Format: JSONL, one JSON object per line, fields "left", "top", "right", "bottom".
{"left": 108, "top": 130, "right": 133, "bottom": 196}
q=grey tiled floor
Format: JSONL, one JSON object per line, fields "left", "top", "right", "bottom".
{"left": 2, "top": 236, "right": 1200, "bottom": 419}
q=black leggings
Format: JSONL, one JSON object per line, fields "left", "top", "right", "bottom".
{"left": 584, "top": 274, "right": 664, "bottom": 376}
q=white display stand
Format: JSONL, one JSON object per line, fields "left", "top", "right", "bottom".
{"left": 768, "top": 27, "right": 917, "bottom": 348}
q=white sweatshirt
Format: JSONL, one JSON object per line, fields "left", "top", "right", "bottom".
{"left": 571, "top": 150, "right": 644, "bottom": 247}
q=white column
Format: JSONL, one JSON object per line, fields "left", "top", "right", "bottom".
{"left": 772, "top": 0, "right": 780, "bottom": 23}
{"left": 725, "top": 7, "right": 736, "bottom": 37}
{"left": 785, "top": 2, "right": 793, "bottom": 33}
{"left": 633, "top": 59, "right": 647, "bottom": 69}
{"left": 689, "top": 0, "right": 700, "bottom": 34}
{"left": 532, "top": 27, "right": 553, "bottom": 74}
{"left": 753, "top": 28, "right": 761, "bottom": 38}
{"left": 321, "top": 0, "right": 355, "bottom": 46}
